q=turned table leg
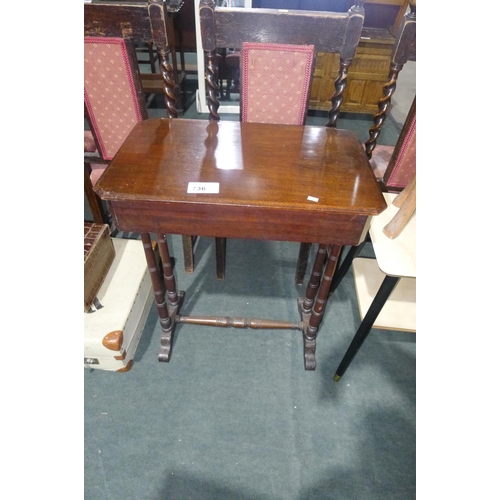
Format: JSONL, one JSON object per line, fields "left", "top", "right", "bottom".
{"left": 141, "top": 233, "right": 183, "bottom": 362}
{"left": 157, "top": 234, "right": 179, "bottom": 308}
{"left": 301, "top": 244, "right": 342, "bottom": 370}
{"left": 301, "top": 244, "right": 328, "bottom": 315}
{"left": 141, "top": 233, "right": 174, "bottom": 361}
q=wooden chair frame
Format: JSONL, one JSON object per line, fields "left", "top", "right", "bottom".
{"left": 84, "top": 0, "right": 198, "bottom": 274}
{"left": 84, "top": 0, "right": 178, "bottom": 225}
{"left": 365, "top": 0, "right": 416, "bottom": 159}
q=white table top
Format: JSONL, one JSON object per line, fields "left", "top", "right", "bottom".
{"left": 369, "top": 192, "right": 416, "bottom": 278}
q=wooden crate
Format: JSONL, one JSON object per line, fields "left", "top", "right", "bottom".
{"left": 84, "top": 222, "right": 115, "bottom": 312}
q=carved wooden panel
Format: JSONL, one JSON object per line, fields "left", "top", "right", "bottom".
{"left": 310, "top": 27, "right": 394, "bottom": 113}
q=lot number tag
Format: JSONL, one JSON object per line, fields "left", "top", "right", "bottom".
{"left": 187, "top": 182, "right": 220, "bottom": 194}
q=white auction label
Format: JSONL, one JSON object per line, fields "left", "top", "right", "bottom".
{"left": 187, "top": 182, "right": 220, "bottom": 194}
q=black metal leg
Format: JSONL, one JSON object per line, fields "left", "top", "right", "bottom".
{"left": 215, "top": 236, "right": 226, "bottom": 280}
{"left": 334, "top": 274, "right": 400, "bottom": 381}
{"left": 295, "top": 242, "right": 311, "bottom": 286}
{"left": 182, "top": 235, "right": 195, "bottom": 273}
{"left": 329, "top": 241, "right": 366, "bottom": 297}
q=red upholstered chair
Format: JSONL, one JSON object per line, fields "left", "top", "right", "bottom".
{"left": 84, "top": 0, "right": 178, "bottom": 224}
{"left": 199, "top": 0, "right": 367, "bottom": 282}
{"left": 84, "top": 35, "right": 148, "bottom": 227}
{"left": 84, "top": 0, "right": 198, "bottom": 273}
{"left": 369, "top": 96, "right": 416, "bottom": 192}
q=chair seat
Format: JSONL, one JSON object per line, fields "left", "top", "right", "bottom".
{"left": 369, "top": 144, "right": 394, "bottom": 180}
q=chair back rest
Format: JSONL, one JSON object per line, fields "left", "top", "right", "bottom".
{"left": 365, "top": 0, "right": 416, "bottom": 158}
{"left": 199, "top": 0, "right": 366, "bottom": 125}
{"left": 84, "top": 37, "right": 144, "bottom": 160}
{"left": 384, "top": 96, "right": 416, "bottom": 190}
{"left": 241, "top": 42, "right": 314, "bottom": 125}
{"left": 84, "top": 0, "right": 177, "bottom": 160}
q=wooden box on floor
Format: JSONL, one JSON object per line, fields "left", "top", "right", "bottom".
{"left": 84, "top": 222, "right": 115, "bottom": 312}
{"left": 84, "top": 238, "right": 154, "bottom": 372}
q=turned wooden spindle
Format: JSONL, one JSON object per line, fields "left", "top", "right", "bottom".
{"left": 157, "top": 234, "right": 179, "bottom": 308}
{"left": 327, "top": 0, "right": 365, "bottom": 127}
{"left": 141, "top": 234, "right": 173, "bottom": 336}
{"left": 365, "top": 0, "right": 416, "bottom": 158}
{"left": 328, "top": 62, "right": 350, "bottom": 127}
{"left": 177, "top": 316, "right": 302, "bottom": 330}
{"left": 200, "top": 0, "right": 220, "bottom": 121}
{"left": 149, "top": 0, "right": 178, "bottom": 118}
{"left": 305, "top": 245, "right": 342, "bottom": 339}
{"left": 302, "top": 244, "right": 328, "bottom": 314}
{"left": 158, "top": 48, "right": 178, "bottom": 118}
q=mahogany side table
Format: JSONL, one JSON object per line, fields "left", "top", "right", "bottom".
{"left": 95, "top": 118, "right": 386, "bottom": 370}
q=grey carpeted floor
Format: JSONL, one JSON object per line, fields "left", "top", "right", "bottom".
{"left": 84, "top": 60, "right": 416, "bottom": 499}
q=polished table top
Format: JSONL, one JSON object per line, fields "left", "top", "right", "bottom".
{"left": 95, "top": 118, "right": 386, "bottom": 245}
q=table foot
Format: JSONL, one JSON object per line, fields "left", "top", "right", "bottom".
{"left": 303, "top": 335, "right": 317, "bottom": 370}
{"left": 298, "top": 297, "right": 316, "bottom": 370}
{"left": 333, "top": 373, "right": 341, "bottom": 382}
{"left": 158, "top": 291, "right": 184, "bottom": 362}
{"left": 158, "top": 333, "right": 173, "bottom": 362}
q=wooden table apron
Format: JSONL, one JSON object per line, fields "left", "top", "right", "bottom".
{"left": 95, "top": 118, "right": 386, "bottom": 370}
